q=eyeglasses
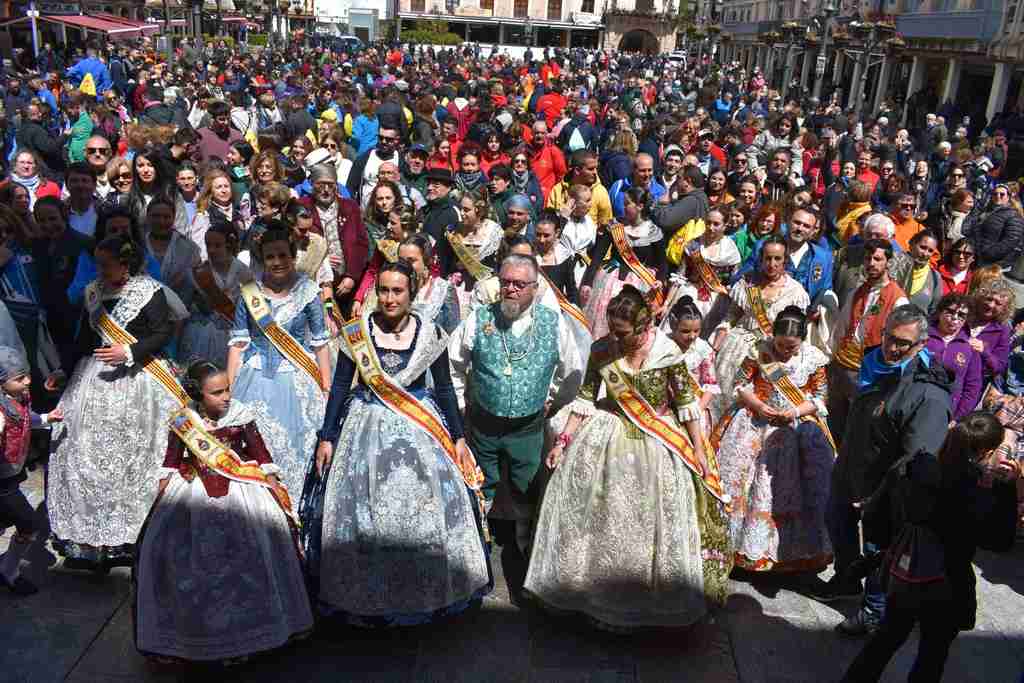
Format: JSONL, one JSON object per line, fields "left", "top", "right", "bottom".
{"left": 942, "top": 308, "right": 969, "bottom": 320}
{"left": 114, "top": 172, "right": 132, "bottom": 181}
{"left": 881, "top": 167, "right": 894, "bottom": 172}
{"left": 899, "top": 202, "right": 916, "bottom": 208}
{"left": 952, "top": 249, "right": 974, "bottom": 257}
{"left": 735, "top": 158, "right": 747, "bottom": 163}
{"left": 513, "top": 158, "right": 528, "bottom": 165}
{"left": 884, "top": 334, "right": 919, "bottom": 351}
{"left": 324, "top": 143, "right": 338, "bottom": 150}
{"left": 87, "top": 147, "right": 111, "bottom": 156}
{"left": 995, "top": 190, "right": 1009, "bottom": 197}
{"left": 379, "top": 135, "right": 400, "bottom": 142}
{"left": 499, "top": 278, "right": 537, "bottom": 291}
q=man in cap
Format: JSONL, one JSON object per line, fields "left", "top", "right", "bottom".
{"left": 301, "top": 163, "right": 368, "bottom": 312}
{"left": 401, "top": 144, "right": 429, "bottom": 198}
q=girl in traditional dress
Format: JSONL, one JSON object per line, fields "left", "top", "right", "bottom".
{"left": 437, "top": 190, "right": 502, "bottom": 315}
{"left": 534, "top": 210, "right": 579, "bottom": 304}
{"left": 666, "top": 296, "right": 719, "bottom": 432}
{"left": 526, "top": 286, "right": 730, "bottom": 630}
{"left": 48, "top": 236, "right": 182, "bottom": 571}
{"left": 712, "top": 306, "right": 835, "bottom": 574}
{"left": 580, "top": 187, "right": 665, "bottom": 340}
{"left": 399, "top": 234, "right": 460, "bottom": 334}
{"left": 661, "top": 207, "right": 741, "bottom": 339}
{"left": 712, "top": 234, "right": 810, "bottom": 412}
{"left": 227, "top": 228, "right": 331, "bottom": 499}
{"left": 135, "top": 361, "right": 313, "bottom": 664}
{"left": 179, "top": 223, "right": 252, "bottom": 366}
{"left": 301, "top": 260, "right": 490, "bottom": 626}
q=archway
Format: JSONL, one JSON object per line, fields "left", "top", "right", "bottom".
{"left": 619, "top": 29, "right": 658, "bottom": 54}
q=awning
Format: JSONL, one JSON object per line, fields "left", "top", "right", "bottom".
{"left": 397, "top": 12, "right": 601, "bottom": 31}
{"left": 0, "top": 13, "right": 158, "bottom": 38}
{"left": 89, "top": 12, "right": 161, "bottom": 35}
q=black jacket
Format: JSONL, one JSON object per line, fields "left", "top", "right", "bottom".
{"left": 421, "top": 195, "right": 460, "bottom": 244}
{"left": 833, "top": 355, "right": 953, "bottom": 503}
{"left": 138, "top": 103, "right": 187, "bottom": 129}
{"left": 965, "top": 204, "right": 1024, "bottom": 268}
{"left": 15, "top": 120, "right": 65, "bottom": 174}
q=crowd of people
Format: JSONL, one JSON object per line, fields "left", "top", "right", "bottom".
{"left": 0, "top": 34, "right": 1023, "bottom": 680}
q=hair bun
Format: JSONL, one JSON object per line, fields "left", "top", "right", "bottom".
{"left": 679, "top": 295, "right": 695, "bottom": 306}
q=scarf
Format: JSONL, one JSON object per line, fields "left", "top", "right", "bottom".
{"left": 456, "top": 170, "right": 487, "bottom": 195}
{"left": 511, "top": 169, "right": 530, "bottom": 195}
{"left": 858, "top": 347, "right": 930, "bottom": 389}
{"left": 12, "top": 174, "right": 41, "bottom": 198}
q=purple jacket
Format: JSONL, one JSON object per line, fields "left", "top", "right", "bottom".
{"left": 970, "top": 320, "right": 1011, "bottom": 380}
{"left": 927, "top": 326, "right": 983, "bottom": 420}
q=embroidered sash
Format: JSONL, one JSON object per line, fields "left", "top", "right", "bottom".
{"left": 296, "top": 233, "right": 328, "bottom": 279}
{"left": 192, "top": 263, "right": 236, "bottom": 320}
{"left": 688, "top": 247, "right": 728, "bottom": 296}
{"left": 608, "top": 222, "right": 664, "bottom": 307}
{"left": 446, "top": 231, "right": 494, "bottom": 281}
{"left": 756, "top": 356, "right": 837, "bottom": 452}
{"left": 241, "top": 282, "right": 324, "bottom": 390}
{"left": 538, "top": 267, "right": 591, "bottom": 332}
{"left": 377, "top": 239, "right": 400, "bottom": 264}
{"left": 598, "top": 359, "right": 728, "bottom": 504}
{"left": 746, "top": 283, "right": 774, "bottom": 337}
{"left": 168, "top": 407, "right": 299, "bottom": 526}
{"left": 85, "top": 283, "right": 189, "bottom": 406}
{"left": 341, "top": 316, "right": 491, "bottom": 539}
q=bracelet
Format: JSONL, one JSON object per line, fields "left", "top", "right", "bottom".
{"left": 555, "top": 432, "right": 573, "bottom": 449}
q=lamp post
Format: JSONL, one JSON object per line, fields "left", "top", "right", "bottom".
{"left": 849, "top": 18, "right": 895, "bottom": 117}
{"left": 811, "top": 0, "right": 837, "bottom": 101}
{"left": 524, "top": 17, "right": 533, "bottom": 47}
{"left": 780, "top": 21, "right": 800, "bottom": 101}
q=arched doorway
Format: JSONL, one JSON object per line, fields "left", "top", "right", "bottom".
{"left": 619, "top": 28, "right": 658, "bottom": 54}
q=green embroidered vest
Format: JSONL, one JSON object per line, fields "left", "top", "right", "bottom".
{"left": 471, "top": 303, "right": 560, "bottom": 418}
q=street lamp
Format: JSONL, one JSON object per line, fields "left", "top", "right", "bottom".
{"left": 524, "top": 17, "right": 533, "bottom": 47}
{"left": 810, "top": 0, "right": 838, "bottom": 101}
{"left": 780, "top": 20, "right": 801, "bottom": 101}
{"left": 849, "top": 18, "right": 895, "bottom": 117}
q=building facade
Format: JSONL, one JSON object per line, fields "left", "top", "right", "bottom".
{"left": 719, "top": 0, "right": 1021, "bottom": 125}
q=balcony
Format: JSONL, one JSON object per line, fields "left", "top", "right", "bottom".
{"left": 895, "top": 7, "right": 1002, "bottom": 42}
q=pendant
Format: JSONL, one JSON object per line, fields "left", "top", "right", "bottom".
{"left": 504, "top": 364, "right": 513, "bottom": 376}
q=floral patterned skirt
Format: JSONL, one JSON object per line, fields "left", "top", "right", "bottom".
{"left": 714, "top": 407, "right": 835, "bottom": 572}
{"left": 525, "top": 410, "right": 730, "bottom": 629}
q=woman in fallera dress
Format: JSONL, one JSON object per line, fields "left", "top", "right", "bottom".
{"left": 525, "top": 286, "right": 730, "bottom": 630}
{"left": 48, "top": 236, "right": 182, "bottom": 571}
{"left": 227, "top": 228, "right": 332, "bottom": 499}
{"left": 134, "top": 361, "right": 313, "bottom": 664}
{"left": 712, "top": 305, "right": 835, "bottom": 574}
{"left": 300, "top": 260, "right": 490, "bottom": 626}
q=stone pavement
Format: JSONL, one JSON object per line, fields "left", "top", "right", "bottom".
{"left": 3, "top": 467, "right": 1024, "bottom": 683}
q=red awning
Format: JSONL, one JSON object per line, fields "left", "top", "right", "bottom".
{"left": 89, "top": 12, "right": 161, "bottom": 34}
{"left": 42, "top": 14, "right": 159, "bottom": 38}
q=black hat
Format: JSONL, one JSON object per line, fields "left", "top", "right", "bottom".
{"left": 425, "top": 167, "right": 454, "bottom": 185}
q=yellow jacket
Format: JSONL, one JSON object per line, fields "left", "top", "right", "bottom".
{"left": 546, "top": 180, "right": 613, "bottom": 228}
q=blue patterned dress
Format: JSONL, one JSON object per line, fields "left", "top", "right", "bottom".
{"left": 299, "top": 312, "right": 491, "bottom": 626}
{"left": 229, "top": 275, "right": 328, "bottom": 499}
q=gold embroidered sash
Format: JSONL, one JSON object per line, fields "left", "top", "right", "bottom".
{"left": 537, "top": 267, "right": 591, "bottom": 332}
{"left": 689, "top": 247, "right": 728, "bottom": 296}
{"left": 241, "top": 282, "right": 325, "bottom": 390}
{"left": 608, "top": 222, "right": 665, "bottom": 307}
{"left": 341, "top": 316, "right": 490, "bottom": 540}
{"left": 193, "top": 264, "right": 236, "bottom": 321}
{"left": 446, "top": 231, "right": 494, "bottom": 281}
{"left": 86, "top": 283, "right": 189, "bottom": 406}
{"left": 168, "top": 407, "right": 299, "bottom": 526}
{"left": 746, "top": 283, "right": 774, "bottom": 337}
{"left": 598, "top": 359, "right": 728, "bottom": 504}
{"left": 756, "top": 356, "right": 837, "bottom": 452}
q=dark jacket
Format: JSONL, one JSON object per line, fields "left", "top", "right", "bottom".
{"left": 599, "top": 149, "right": 633, "bottom": 188}
{"left": 862, "top": 451, "right": 1017, "bottom": 630}
{"left": 965, "top": 204, "right": 1024, "bottom": 268}
{"left": 300, "top": 196, "right": 369, "bottom": 287}
{"left": 834, "top": 354, "right": 953, "bottom": 502}
{"left": 14, "top": 119, "right": 65, "bottom": 174}
{"left": 421, "top": 194, "right": 460, "bottom": 244}
{"left": 650, "top": 188, "right": 709, "bottom": 233}
{"left": 138, "top": 103, "right": 187, "bottom": 129}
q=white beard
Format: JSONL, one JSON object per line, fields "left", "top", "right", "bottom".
{"left": 500, "top": 299, "right": 526, "bottom": 321}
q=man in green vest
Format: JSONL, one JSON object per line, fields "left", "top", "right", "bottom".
{"left": 449, "top": 254, "right": 584, "bottom": 604}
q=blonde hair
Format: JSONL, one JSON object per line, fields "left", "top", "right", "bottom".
{"left": 197, "top": 169, "right": 233, "bottom": 212}
{"left": 967, "top": 265, "right": 1004, "bottom": 297}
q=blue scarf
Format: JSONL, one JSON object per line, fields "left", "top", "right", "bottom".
{"left": 858, "top": 347, "right": 930, "bottom": 389}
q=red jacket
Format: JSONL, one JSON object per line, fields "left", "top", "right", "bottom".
{"left": 529, "top": 143, "right": 567, "bottom": 204}
{"left": 939, "top": 263, "right": 973, "bottom": 296}
{"left": 300, "top": 195, "right": 369, "bottom": 288}
{"left": 445, "top": 98, "right": 475, "bottom": 141}
{"left": 536, "top": 92, "right": 568, "bottom": 128}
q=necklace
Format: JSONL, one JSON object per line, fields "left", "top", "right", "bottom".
{"left": 498, "top": 312, "right": 536, "bottom": 377}
{"left": 377, "top": 313, "right": 411, "bottom": 340}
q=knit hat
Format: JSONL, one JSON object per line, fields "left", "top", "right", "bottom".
{"left": 0, "top": 346, "right": 29, "bottom": 384}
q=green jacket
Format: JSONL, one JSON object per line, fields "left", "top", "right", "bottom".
{"left": 66, "top": 111, "right": 94, "bottom": 164}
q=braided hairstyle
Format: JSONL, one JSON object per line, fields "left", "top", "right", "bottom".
{"left": 96, "top": 234, "right": 145, "bottom": 274}
{"left": 772, "top": 304, "right": 808, "bottom": 340}
{"left": 377, "top": 258, "right": 419, "bottom": 301}
{"left": 182, "top": 359, "right": 224, "bottom": 404}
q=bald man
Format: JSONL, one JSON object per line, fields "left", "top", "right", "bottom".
{"left": 608, "top": 152, "right": 667, "bottom": 220}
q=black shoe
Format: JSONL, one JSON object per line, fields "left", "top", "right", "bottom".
{"left": 835, "top": 610, "right": 879, "bottom": 637}
{"left": 803, "top": 575, "right": 862, "bottom": 603}
{"left": 2, "top": 574, "right": 38, "bottom": 596}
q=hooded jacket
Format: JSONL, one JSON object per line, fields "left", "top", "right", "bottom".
{"left": 833, "top": 353, "right": 953, "bottom": 502}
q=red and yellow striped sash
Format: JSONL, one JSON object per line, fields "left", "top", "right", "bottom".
{"left": 241, "top": 282, "right": 324, "bottom": 390}
{"left": 689, "top": 248, "right": 728, "bottom": 296}
{"left": 608, "top": 222, "right": 664, "bottom": 307}
{"left": 746, "top": 283, "right": 773, "bottom": 337}
{"left": 599, "top": 359, "right": 728, "bottom": 505}
{"left": 757, "top": 359, "right": 837, "bottom": 452}
{"left": 447, "top": 231, "right": 494, "bottom": 281}
{"left": 538, "top": 267, "right": 591, "bottom": 332}
{"left": 94, "top": 309, "right": 189, "bottom": 406}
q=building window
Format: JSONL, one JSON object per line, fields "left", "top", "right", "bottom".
{"left": 481, "top": 0, "right": 493, "bottom": 9}
{"left": 580, "top": 0, "right": 593, "bottom": 12}
{"left": 514, "top": 0, "right": 528, "bottom": 16}
{"left": 411, "top": 0, "right": 425, "bottom": 11}
{"left": 547, "top": 0, "right": 561, "bottom": 18}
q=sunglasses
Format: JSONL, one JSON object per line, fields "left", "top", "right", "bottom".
{"left": 899, "top": 202, "right": 916, "bottom": 208}
{"left": 114, "top": 172, "right": 132, "bottom": 181}
{"left": 952, "top": 249, "right": 974, "bottom": 257}
{"left": 513, "top": 158, "right": 528, "bottom": 164}
{"left": 87, "top": 147, "right": 111, "bottom": 155}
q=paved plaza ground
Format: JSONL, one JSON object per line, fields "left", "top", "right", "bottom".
{"left": 4, "top": 467, "right": 1023, "bottom": 683}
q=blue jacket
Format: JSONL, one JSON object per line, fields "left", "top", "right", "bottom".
{"left": 608, "top": 177, "right": 667, "bottom": 220}
{"left": 66, "top": 57, "right": 112, "bottom": 97}
{"left": 732, "top": 227, "right": 834, "bottom": 304}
